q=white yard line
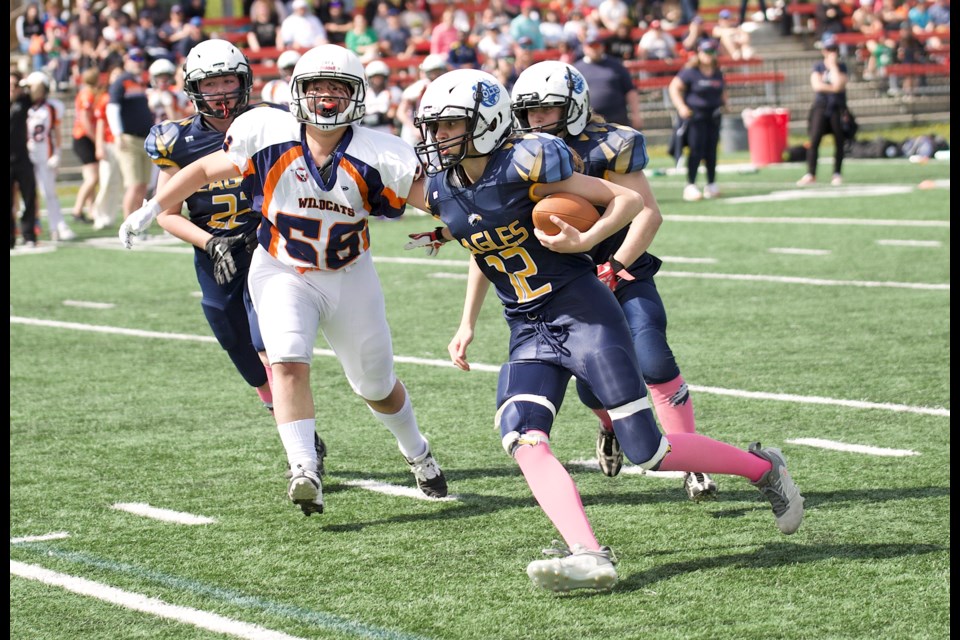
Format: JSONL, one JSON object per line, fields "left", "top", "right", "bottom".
{"left": 10, "top": 531, "right": 71, "bottom": 544}
{"left": 767, "top": 248, "right": 832, "bottom": 256}
{"left": 10, "top": 317, "right": 949, "bottom": 418}
{"left": 112, "top": 503, "right": 216, "bottom": 525}
{"left": 341, "top": 480, "right": 458, "bottom": 501}
{"left": 876, "top": 239, "right": 943, "bottom": 248}
{"left": 63, "top": 300, "right": 116, "bottom": 309}
{"left": 10, "top": 561, "right": 309, "bottom": 640}
{"left": 660, "top": 215, "right": 948, "bottom": 228}
{"left": 786, "top": 438, "right": 920, "bottom": 456}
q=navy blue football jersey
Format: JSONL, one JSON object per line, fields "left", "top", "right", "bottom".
{"left": 144, "top": 103, "right": 281, "bottom": 238}
{"left": 426, "top": 132, "right": 595, "bottom": 316}
{"left": 565, "top": 122, "right": 662, "bottom": 280}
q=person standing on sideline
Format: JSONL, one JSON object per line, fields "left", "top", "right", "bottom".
{"left": 668, "top": 38, "right": 726, "bottom": 201}
{"left": 107, "top": 48, "right": 155, "bottom": 223}
{"left": 363, "top": 59, "right": 402, "bottom": 135}
{"left": 71, "top": 67, "right": 102, "bottom": 226}
{"left": 120, "top": 40, "right": 325, "bottom": 476}
{"left": 510, "top": 60, "right": 718, "bottom": 500}
{"left": 23, "top": 71, "right": 75, "bottom": 242}
{"left": 91, "top": 65, "right": 124, "bottom": 231}
{"left": 797, "top": 33, "right": 848, "bottom": 187}
{"left": 408, "top": 68, "right": 803, "bottom": 592}
{"left": 573, "top": 33, "right": 643, "bottom": 131}
{"left": 10, "top": 70, "right": 39, "bottom": 249}
{"left": 119, "top": 44, "right": 448, "bottom": 516}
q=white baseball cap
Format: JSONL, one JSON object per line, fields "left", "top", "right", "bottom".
{"left": 292, "top": 0, "right": 309, "bottom": 10}
{"left": 20, "top": 71, "right": 51, "bottom": 88}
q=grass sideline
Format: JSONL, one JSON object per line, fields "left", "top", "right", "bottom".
{"left": 11, "top": 156, "right": 949, "bottom": 640}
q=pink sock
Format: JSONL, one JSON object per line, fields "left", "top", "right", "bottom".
{"left": 657, "top": 433, "right": 771, "bottom": 482}
{"left": 514, "top": 431, "right": 600, "bottom": 550}
{"left": 264, "top": 362, "right": 273, "bottom": 387}
{"left": 648, "top": 375, "right": 696, "bottom": 434}
{"left": 256, "top": 385, "right": 273, "bottom": 406}
{"left": 591, "top": 408, "right": 613, "bottom": 431}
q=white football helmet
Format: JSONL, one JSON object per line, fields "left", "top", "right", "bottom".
{"left": 277, "top": 50, "right": 302, "bottom": 77}
{"left": 414, "top": 69, "right": 512, "bottom": 174}
{"left": 365, "top": 59, "right": 390, "bottom": 79}
{"left": 183, "top": 39, "right": 252, "bottom": 119}
{"left": 148, "top": 58, "right": 177, "bottom": 85}
{"left": 419, "top": 53, "right": 449, "bottom": 77}
{"left": 20, "top": 71, "right": 51, "bottom": 89}
{"left": 289, "top": 44, "right": 367, "bottom": 131}
{"left": 511, "top": 61, "right": 590, "bottom": 136}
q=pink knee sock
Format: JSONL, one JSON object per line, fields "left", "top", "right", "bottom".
{"left": 648, "top": 375, "right": 696, "bottom": 434}
{"left": 264, "top": 362, "right": 273, "bottom": 387}
{"left": 256, "top": 385, "right": 273, "bottom": 406}
{"left": 657, "top": 433, "right": 771, "bottom": 482}
{"left": 514, "top": 431, "right": 600, "bottom": 550}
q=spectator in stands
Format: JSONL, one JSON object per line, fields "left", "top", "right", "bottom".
{"left": 679, "top": 0, "right": 699, "bottom": 26}
{"left": 638, "top": 19, "right": 678, "bottom": 60}
{"left": 247, "top": 0, "right": 280, "bottom": 51}
{"left": 136, "top": 10, "right": 170, "bottom": 61}
{"left": 490, "top": 0, "right": 521, "bottom": 21}
{"left": 159, "top": 5, "right": 192, "bottom": 55}
{"left": 92, "top": 65, "right": 123, "bottom": 230}
{"left": 512, "top": 35, "right": 537, "bottom": 74}
{"left": 598, "top": 0, "right": 633, "bottom": 32}
{"left": 401, "top": 0, "right": 433, "bottom": 52}
{"left": 680, "top": 15, "right": 710, "bottom": 52}
{"left": 10, "top": 70, "right": 39, "bottom": 249}
{"left": 865, "top": 33, "right": 896, "bottom": 80}
{"left": 99, "top": 0, "right": 135, "bottom": 24}
{"left": 363, "top": 59, "right": 402, "bottom": 135}
{"left": 364, "top": 0, "right": 404, "bottom": 27}
{"left": 430, "top": 7, "right": 462, "bottom": 55}
{"left": 140, "top": 0, "right": 167, "bottom": 26}
{"left": 538, "top": 7, "right": 566, "bottom": 48}
{"left": 344, "top": 13, "right": 381, "bottom": 63}
{"left": 893, "top": 22, "right": 926, "bottom": 96}
{"left": 280, "top": 0, "right": 329, "bottom": 49}
{"left": 491, "top": 47, "right": 521, "bottom": 90}
{"left": 556, "top": 34, "right": 581, "bottom": 64}
{"left": 44, "top": 17, "right": 72, "bottom": 91}
{"left": 510, "top": 0, "right": 545, "bottom": 50}
{"left": 107, "top": 48, "right": 154, "bottom": 223}
{"left": 322, "top": 0, "right": 354, "bottom": 45}
{"left": 607, "top": 19, "right": 638, "bottom": 60}
{"left": 182, "top": 0, "right": 207, "bottom": 21}
{"left": 853, "top": 0, "right": 885, "bottom": 38}
{"left": 17, "top": 2, "right": 47, "bottom": 72}
{"left": 174, "top": 16, "right": 207, "bottom": 60}
{"left": 574, "top": 32, "right": 643, "bottom": 130}
{"left": 261, "top": 49, "right": 301, "bottom": 104}
{"left": 377, "top": 8, "right": 416, "bottom": 58}
{"left": 907, "top": 0, "right": 931, "bottom": 32}
{"left": 713, "top": 9, "right": 756, "bottom": 60}
{"left": 68, "top": 3, "right": 102, "bottom": 78}
{"left": 72, "top": 67, "right": 102, "bottom": 225}
{"left": 878, "top": 0, "right": 903, "bottom": 30}
{"left": 815, "top": 0, "right": 848, "bottom": 41}
{"left": 797, "top": 33, "right": 848, "bottom": 186}
{"left": 927, "top": 0, "right": 950, "bottom": 30}
{"left": 478, "top": 22, "right": 512, "bottom": 61}
{"left": 448, "top": 27, "right": 481, "bottom": 68}
{"left": 669, "top": 38, "right": 726, "bottom": 201}
{"left": 397, "top": 53, "right": 448, "bottom": 146}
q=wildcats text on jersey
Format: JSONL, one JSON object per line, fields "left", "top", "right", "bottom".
{"left": 296, "top": 197, "right": 357, "bottom": 217}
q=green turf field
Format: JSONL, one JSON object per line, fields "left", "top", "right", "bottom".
{"left": 10, "top": 156, "right": 949, "bottom": 639}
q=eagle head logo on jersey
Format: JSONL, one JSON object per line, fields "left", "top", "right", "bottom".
{"left": 295, "top": 167, "right": 308, "bottom": 182}
{"left": 468, "top": 213, "right": 483, "bottom": 226}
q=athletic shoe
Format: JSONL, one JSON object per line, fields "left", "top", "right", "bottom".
{"left": 284, "top": 433, "right": 328, "bottom": 479}
{"left": 683, "top": 471, "right": 719, "bottom": 502}
{"left": 749, "top": 442, "right": 804, "bottom": 534}
{"left": 703, "top": 183, "right": 721, "bottom": 199}
{"left": 831, "top": 173, "right": 843, "bottom": 186}
{"left": 404, "top": 445, "right": 448, "bottom": 498}
{"left": 595, "top": 425, "right": 623, "bottom": 477}
{"left": 683, "top": 184, "right": 703, "bottom": 201}
{"left": 796, "top": 174, "right": 816, "bottom": 186}
{"left": 55, "top": 222, "right": 76, "bottom": 241}
{"left": 72, "top": 212, "right": 93, "bottom": 224}
{"left": 526, "top": 541, "right": 618, "bottom": 592}
{"left": 287, "top": 464, "right": 323, "bottom": 516}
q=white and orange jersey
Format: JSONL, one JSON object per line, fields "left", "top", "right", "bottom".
{"left": 260, "top": 79, "right": 292, "bottom": 107}
{"left": 223, "top": 107, "right": 421, "bottom": 273}
{"left": 26, "top": 98, "right": 64, "bottom": 163}
{"left": 146, "top": 87, "right": 191, "bottom": 124}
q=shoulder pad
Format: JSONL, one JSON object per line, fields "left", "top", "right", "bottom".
{"left": 587, "top": 123, "right": 649, "bottom": 174}
{"left": 144, "top": 119, "right": 186, "bottom": 167}
{"left": 508, "top": 133, "right": 575, "bottom": 184}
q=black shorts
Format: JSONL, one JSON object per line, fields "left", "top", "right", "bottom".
{"left": 72, "top": 135, "right": 97, "bottom": 165}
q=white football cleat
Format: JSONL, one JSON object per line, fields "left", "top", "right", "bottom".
{"left": 288, "top": 464, "right": 323, "bottom": 516}
{"left": 526, "top": 542, "right": 618, "bottom": 592}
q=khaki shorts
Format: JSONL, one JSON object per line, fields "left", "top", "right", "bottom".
{"left": 116, "top": 134, "right": 153, "bottom": 187}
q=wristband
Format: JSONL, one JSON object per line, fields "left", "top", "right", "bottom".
{"left": 433, "top": 226, "right": 450, "bottom": 243}
{"left": 608, "top": 257, "right": 635, "bottom": 282}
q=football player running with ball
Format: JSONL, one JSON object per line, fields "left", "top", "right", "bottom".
{"left": 121, "top": 44, "right": 447, "bottom": 516}
{"left": 404, "top": 69, "right": 804, "bottom": 593}
{"left": 511, "top": 60, "right": 718, "bottom": 501}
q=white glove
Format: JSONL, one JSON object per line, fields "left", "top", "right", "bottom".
{"left": 403, "top": 227, "right": 448, "bottom": 257}
{"left": 119, "top": 199, "right": 162, "bottom": 249}
{"left": 47, "top": 153, "right": 60, "bottom": 170}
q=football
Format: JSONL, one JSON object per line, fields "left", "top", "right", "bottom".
{"left": 532, "top": 193, "right": 601, "bottom": 236}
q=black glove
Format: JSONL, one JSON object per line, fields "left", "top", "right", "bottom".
{"left": 244, "top": 230, "right": 258, "bottom": 254}
{"left": 205, "top": 235, "right": 246, "bottom": 285}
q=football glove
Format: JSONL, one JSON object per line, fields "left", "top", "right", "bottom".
{"left": 47, "top": 153, "right": 60, "bottom": 170}
{"left": 596, "top": 257, "right": 636, "bottom": 293}
{"left": 404, "top": 226, "right": 449, "bottom": 257}
{"left": 205, "top": 234, "right": 247, "bottom": 286}
{"left": 119, "top": 199, "right": 161, "bottom": 249}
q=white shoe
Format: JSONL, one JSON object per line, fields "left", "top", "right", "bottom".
{"left": 287, "top": 464, "right": 324, "bottom": 516}
{"left": 403, "top": 444, "right": 448, "bottom": 498}
{"left": 526, "top": 542, "right": 619, "bottom": 592}
{"left": 703, "top": 183, "right": 721, "bottom": 199}
{"left": 796, "top": 174, "right": 816, "bottom": 186}
{"left": 683, "top": 184, "right": 703, "bottom": 201}
{"left": 830, "top": 173, "right": 843, "bottom": 186}
{"left": 56, "top": 222, "right": 76, "bottom": 241}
